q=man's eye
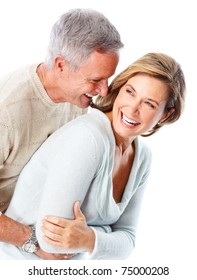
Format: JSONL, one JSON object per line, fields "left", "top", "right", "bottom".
{"left": 89, "top": 79, "right": 101, "bottom": 84}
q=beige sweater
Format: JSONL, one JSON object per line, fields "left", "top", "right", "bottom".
{"left": 0, "top": 64, "right": 87, "bottom": 211}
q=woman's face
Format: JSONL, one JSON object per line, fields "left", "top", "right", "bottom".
{"left": 112, "top": 73, "right": 171, "bottom": 142}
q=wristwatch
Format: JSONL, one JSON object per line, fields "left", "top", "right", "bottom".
{"left": 22, "top": 225, "right": 38, "bottom": 253}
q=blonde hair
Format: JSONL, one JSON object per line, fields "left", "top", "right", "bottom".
{"left": 91, "top": 52, "right": 186, "bottom": 136}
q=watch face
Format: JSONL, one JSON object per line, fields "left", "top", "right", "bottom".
{"left": 23, "top": 242, "right": 37, "bottom": 253}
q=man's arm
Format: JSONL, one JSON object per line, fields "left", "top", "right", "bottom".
{"left": 0, "top": 212, "right": 31, "bottom": 246}
{"left": 0, "top": 212, "right": 70, "bottom": 259}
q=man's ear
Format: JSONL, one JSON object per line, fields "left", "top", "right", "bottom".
{"left": 54, "top": 56, "right": 68, "bottom": 72}
{"left": 159, "top": 107, "right": 175, "bottom": 124}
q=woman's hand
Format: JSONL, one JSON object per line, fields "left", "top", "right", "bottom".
{"left": 41, "top": 201, "right": 95, "bottom": 253}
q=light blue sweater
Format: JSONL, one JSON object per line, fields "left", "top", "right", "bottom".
{"left": 0, "top": 109, "right": 152, "bottom": 260}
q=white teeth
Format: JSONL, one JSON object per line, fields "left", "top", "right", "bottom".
{"left": 122, "top": 114, "right": 139, "bottom": 126}
{"left": 85, "top": 93, "right": 94, "bottom": 98}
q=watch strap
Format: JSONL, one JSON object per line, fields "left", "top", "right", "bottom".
{"left": 22, "top": 225, "right": 38, "bottom": 253}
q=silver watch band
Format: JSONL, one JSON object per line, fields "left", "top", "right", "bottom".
{"left": 29, "top": 225, "right": 37, "bottom": 243}
{"left": 22, "top": 225, "right": 38, "bottom": 253}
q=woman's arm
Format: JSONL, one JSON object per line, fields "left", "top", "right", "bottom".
{"left": 41, "top": 176, "right": 148, "bottom": 259}
{"left": 90, "top": 180, "right": 148, "bottom": 259}
{"left": 35, "top": 128, "right": 99, "bottom": 254}
{"left": 42, "top": 201, "right": 96, "bottom": 253}
{"left": 41, "top": 201, "right": 113, "bottom": 256}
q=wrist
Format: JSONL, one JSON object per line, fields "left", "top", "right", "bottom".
{"left": 19, "top": 225, "right": 32, "bottom": 246}
{"left": 21, "top": 225, "right": 39, "bottom": 253}
{"left": 86, "top": 227, "right": 95, "bottom": 253}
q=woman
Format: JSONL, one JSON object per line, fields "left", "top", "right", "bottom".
{"left": 0, "top": 53, "right": 186, "bottom": 260}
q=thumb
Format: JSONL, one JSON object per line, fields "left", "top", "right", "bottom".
{"left": 73, "top": 201, "right": 85, "bottom": 220}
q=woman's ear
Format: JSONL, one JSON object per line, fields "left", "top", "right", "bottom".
{"left": 159, "top": 107, "right": 175, "bottom": 124}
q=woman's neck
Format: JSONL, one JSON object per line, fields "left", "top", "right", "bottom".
{"left": 105, "top": 111, "right": 135, "bottom": 154}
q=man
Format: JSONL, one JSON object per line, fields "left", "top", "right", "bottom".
{"left": 0, "top": 8, "right": 123, "bottom": 259}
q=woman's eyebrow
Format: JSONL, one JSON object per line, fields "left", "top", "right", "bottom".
{"left": 125, "top": 83, "right": 136, "bottom": 92}
{"left": 146, "top": 98, "right": 159, "bottom": 106}
{"left": 126, "top": 83, "right": 160, "bottom": 106}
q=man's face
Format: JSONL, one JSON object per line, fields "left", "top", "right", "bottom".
{"left": 56, "top": 51, "right": 119, "bottom": 108}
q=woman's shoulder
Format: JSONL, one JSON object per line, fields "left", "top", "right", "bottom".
{"left": 69, "top": 108, "right": 114, "bottom": 141}
{"left": 41, "top": 108, "right": 114, "bottom": 154}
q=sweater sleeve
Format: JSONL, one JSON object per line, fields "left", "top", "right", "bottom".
{"left": 35, "top": 127, "right": 100, "bottom": 254}
{"left": 0, "top": 107, "right": 12, "bottom": 170}
{"left": 88, "top": 173, "right": 149, "bottom": 260}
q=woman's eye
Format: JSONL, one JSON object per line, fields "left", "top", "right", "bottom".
{"left": 126, "top": 89, "right": 134, "bottom": 95}
{"left": 145, "top": 101, "right": 155, "bottom": 109}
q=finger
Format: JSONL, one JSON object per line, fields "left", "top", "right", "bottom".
{"left": 42, "top": 226, "right": 64, "bottom": 242}
{"left": 73, "top": 201, "right": 85, "bottom": 220}
{"left": 42, "top": 220, "right": 65, "bottom": 235}
{"left": 43, "top": 215, "right": 69, "bottom": 227}
{"left": 42, "top": 235, "right": 64, "bottom": 247}
{"left": 63, "top": 253, "right": 76, "bottom": 259}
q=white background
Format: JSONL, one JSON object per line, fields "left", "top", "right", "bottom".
{"left": 0, "top": 0, "right": 196, "bottom": 278}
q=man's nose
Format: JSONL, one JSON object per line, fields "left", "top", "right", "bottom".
{"left": 96, "top": 79, "right": 108, "bottom": 97}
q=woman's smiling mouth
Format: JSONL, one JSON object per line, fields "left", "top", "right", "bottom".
{"left": 121, "top": 112, "right": 140, "bottom": 127}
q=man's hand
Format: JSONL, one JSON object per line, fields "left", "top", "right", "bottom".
{"left": 35, "top": 247, "right": 75, "bottom": 260}
{"left": 41, "top": 201, "right": 95, "bottom": 253}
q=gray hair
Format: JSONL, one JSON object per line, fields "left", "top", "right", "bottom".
{"left": 45, "top": 8, "right": 124, "bottom": 69}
